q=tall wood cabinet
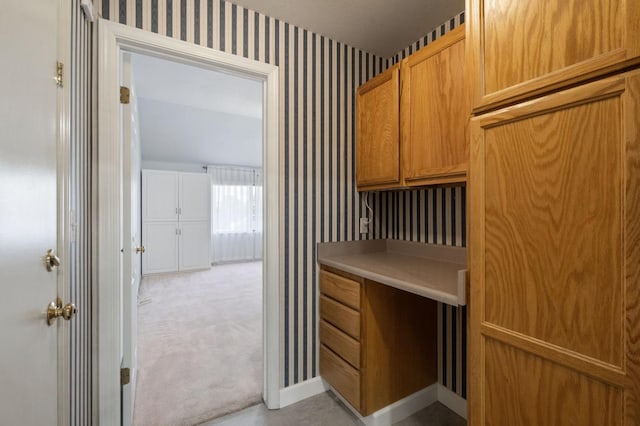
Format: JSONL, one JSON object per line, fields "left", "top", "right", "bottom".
{"left": 356, "top": 26, "right": 468, "bottom": 191}
{"left": 468, "top": 1, "right": 640, "bottom": 422}
{"left": 142, "top": 170, "right": 211, "bottom": 275}
{"left": 467, "top": 0, "right": 640, "bottom": 112}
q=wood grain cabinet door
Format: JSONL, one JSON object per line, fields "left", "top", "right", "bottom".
{"left": 356, "top": 64, "right": 400, "bottom": 190}
{"left": 401, "top": 25, "right": 469, "bottom": 186}
{"left": 469, "top": 70, "right": 640, "bottom": 425}
{"left": 467, "top": 0, "right": 640, "bottom": 112}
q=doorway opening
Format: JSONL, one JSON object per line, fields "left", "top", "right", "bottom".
{"left": 122, "top": 51, "right": 265, "bottom": 425}
{"left": 96, "top": 20, "right": 280, "bottom": 426}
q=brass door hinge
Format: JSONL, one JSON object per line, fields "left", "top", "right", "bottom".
{"left": 120, "top": 367, "right": 130, "bottom": 385}
{"left": 120, "top": 86, "right": 130, "bottom": 104}
{"left": 55, "top": 62, "right": 64, "bottom": 87}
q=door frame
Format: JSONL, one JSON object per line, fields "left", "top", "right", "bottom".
{"left": 96, "top": 19, "right": 281, "bottom": 425}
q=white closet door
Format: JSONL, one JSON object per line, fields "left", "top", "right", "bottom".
{"left": 142, "top": 170, "right": 179, "bottom": 222}
{"left": 179, "top": 221, "right": 211, "bottom": 271}
{"left": 142, "top": 222, "right": 179, "bottom": 275}
{"left": 179, "top": 173, "right": 211, "bottom": 222}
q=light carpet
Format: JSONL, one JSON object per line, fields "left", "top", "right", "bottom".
{"left": 133, "top": 262, "right": 263, "bottom": 426}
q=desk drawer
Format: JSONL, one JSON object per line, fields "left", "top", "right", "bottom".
{"left": 320, "top": 270, "right": 361, "bottom": 310}
{"left": 320, "top": 320, "right": 361, "bottom": 369}
{"left": 320, "top": 295, "right": 360, "bottom": 339}
{"left": 320, "top": 344, "right": 361, "bottom": 411}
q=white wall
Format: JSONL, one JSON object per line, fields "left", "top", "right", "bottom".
{"left": 141, "top": 160, "right": 206, "bottom": 173}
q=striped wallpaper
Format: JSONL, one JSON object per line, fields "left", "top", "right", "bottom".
{"left": 68, "top": 1, "right": 95, "bottom": 424}
{"left": 91, "top": 0, "right": 467, "bottom": 397}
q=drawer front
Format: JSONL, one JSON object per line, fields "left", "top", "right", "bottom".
{"left": 319, "top": 270, "right": 361, "bottom": 310}
{"left": 320, "top": 320, "right": 360, "bottom": 369}
{"left": 320, "top": 295, "right": 360, "bottom": 340}
{"left": 320, "top": 344, "right": 361, "bottom": 412}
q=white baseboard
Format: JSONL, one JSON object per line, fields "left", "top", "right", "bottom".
{"left": 279, "top": 377, "right": 329, "bottom": 408}
{"left": 279, "top": 378, "right": 468, "bottom": 423}
{"left": 328, "top": 382, "right": 438, "bottom": 426}
{"left": 437, "top": 384, "right": 467, "bottom": 420}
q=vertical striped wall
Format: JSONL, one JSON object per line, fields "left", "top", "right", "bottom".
{"left": 373, "top": 11, "right": 468, "bottom": 399}
{"left": 94, "top": 0, "right": 387, "bottom": 388}
{"left": 69, "top": 1, "right": 94, "bottom": 424}
{"left": 92, "top": 0, "right": 467, "bottom": 395}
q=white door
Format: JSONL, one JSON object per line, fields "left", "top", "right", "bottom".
{"left": 179, "top": 173, "right": 212, "bottom": 221}
{"left": 0, "top": 0, "right": 62, "bottom": 424}
{"left": 121, "top": 53, "right": 142, "bottom": 426}
{"left": 142, "top": 170, "right": 179, "bottom": 221}
{"left": 142, "top": 222, "right": 179, "bottom": 274}
{"left": 179, "top": 221, "right": 212, "bottom": 271}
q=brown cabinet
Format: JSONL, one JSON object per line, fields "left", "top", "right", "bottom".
{"left": 319, "top": 268, "right": 437, "bottom": 416}
{"left": 467, "top": 0, "right": 640, "bottom": 112}
{"left": 356, "top": 64, "right": 400, "bottom": 190}
{"left": 401, "top": 25, "right": 469, "bottom": 186}
{"left": 356, "top": 26, "right": 468, "bottom": 191}
{"left": 469, "top": 70, "right": 640, "bottom": 425}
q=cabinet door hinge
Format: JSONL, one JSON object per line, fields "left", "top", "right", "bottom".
{"left": 120, "top": 86, "right": 130, "bottom": 104}
{"left": 120, "top": 367, "right": 130, "bottom": 385}
{"left": 55, "top": 62, "right": 64, "bottom": 87}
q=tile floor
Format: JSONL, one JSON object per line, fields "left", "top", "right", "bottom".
{"left": 200, "top": 391, "right": 466, "bottom": 426}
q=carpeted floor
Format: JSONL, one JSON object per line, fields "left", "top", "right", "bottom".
{"left": 133, "top": 261, "right": 263, "bottom": 426}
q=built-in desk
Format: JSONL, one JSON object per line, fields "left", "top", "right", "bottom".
{"left": 317, "top": 239, "right": 467, "bottom": 306}
{"left": 316, "top": 239, "right": 467, "bottom": 419}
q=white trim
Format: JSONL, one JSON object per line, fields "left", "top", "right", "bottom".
{"left": 279, "top": 377, "right": 329, "bottom": 408}
{"left": 56, "top": 0, "right": 72, "bottom": 425}
{"left": 293, "top": 380, "right": 467, "bottom": 425}
{"left": 436, "top": 384, "right": 468, "bottom": 420}
{"left": 97, "top": 19, "right": 281, "bottom": 425}
{"left": 328, "top": 382, "right": 438, "bottom": 426}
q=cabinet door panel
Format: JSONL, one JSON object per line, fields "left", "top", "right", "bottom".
{"left": 356, "top": 64, "right": 400, "bottom": 190}
{"left": 468, "top": 0, "right": 640, "bottom": 111}
{"left": 142, "top": 222, "right": 179, "bottom": 275}
{"left": 402, "top": 25, "right": 468, "bottom": 186}
{"left": 179, "top": 221, "right": 211, "bottom": 271}
{"left": 142, "top": 170, "right": 179, "bottom": 222}
{"left": 180, "top": 173, "right": 211, "bottom": 221}
{"left": 469, "top": 71, "right": 640, "bottom": 425}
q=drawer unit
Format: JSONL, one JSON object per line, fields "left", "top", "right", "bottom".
{"left": 320, "top": 295, "right": 360, "bottom": 339}
{"left": 320, "top": 320, "right": 361, "bottom": 369}
{"left": 319, "top": 269, "right": 361, "bottom": 310}
{"left": 318, "top": 266, "right": 437, "bottom": 416}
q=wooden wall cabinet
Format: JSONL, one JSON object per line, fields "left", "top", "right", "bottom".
{"left": 401, "top": 25, "right": 469, "bottom": 186}
{"left": 356, "top": 63, "right": 401, "bottom": 190}
{"left": 469, "top": 70, "right": 640, "bottom": 425}
{"left": 356, "top": 26, "right": 468, "bottom": 191}
{"left": 467, "top": 0, "right": 640, "bottom": 112}
{"left": 319, "top": 267, "right": 437, "bottom": 416}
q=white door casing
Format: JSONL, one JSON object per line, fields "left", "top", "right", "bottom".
{"left": 121, "top": 52, "right": 142, "bottom": 426}
{"left": 0, "top": 0, "right": 70, "bottom": 425}
{"left": 98, "top": 20, "right": 281, "bottom": 425}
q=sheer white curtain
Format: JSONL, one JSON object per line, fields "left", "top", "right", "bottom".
{"left": 207, "top": 165, "right": 263, "bottom": 264}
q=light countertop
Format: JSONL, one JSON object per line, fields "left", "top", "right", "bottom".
{"left": 317, "top": 239, "right": 467, "bottom": 306}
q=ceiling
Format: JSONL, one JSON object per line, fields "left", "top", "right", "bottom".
{"left": 131, "top": 53, "right": 263, "bottom": 168}
{"left": 228, "top": 0, "right": 465, "bottom": 58}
